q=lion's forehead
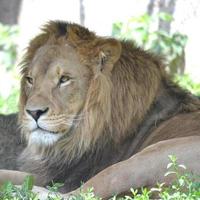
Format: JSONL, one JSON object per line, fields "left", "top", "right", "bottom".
{"left": 30, "top": 44, "right": 87, "bottom": 78}
{"left": 32, "top": 44, "right": 79, "bottom": 61}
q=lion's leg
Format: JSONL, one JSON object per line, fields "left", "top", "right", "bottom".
{"left": 0, "top": 170, "right": 30, "bottom": 186}
{"left": 68, "top": 136, "right": 200, "bottom": 199}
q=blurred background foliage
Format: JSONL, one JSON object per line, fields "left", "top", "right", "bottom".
{"left": 175, "top": 74, "right": 200, "bottom": 96}
{"left": 0, "top": 9, "right": 200, "bottom": 114}
{"left": 112, "top": 13, "right": 188, "bottom": 75}
{"left": 0, "top": 23, "right": 20, "bottom": 113}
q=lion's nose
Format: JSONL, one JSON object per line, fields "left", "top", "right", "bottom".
{"left": 26, "top": 108, "right": 49, "bottom": 121}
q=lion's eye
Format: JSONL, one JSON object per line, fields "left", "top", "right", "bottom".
{"left": 59, "top": 75, "right": 71, "bottom": 86}
{"left": 26, "top": 76, "right": 33, "bottom": 85}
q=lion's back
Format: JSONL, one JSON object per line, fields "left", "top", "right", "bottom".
{"left": 140, "top": 110, "right": 200, "bottom": 150}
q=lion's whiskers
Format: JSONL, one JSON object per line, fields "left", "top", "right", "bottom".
{"left": 66, "top": 113, "right": 86, "bottom": 120}
{"left": 21, "top": 112, "right": 86, "bottom": 135}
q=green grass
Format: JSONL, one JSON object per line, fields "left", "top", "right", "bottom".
{"left": 1, "top": 155, "right": 200, "bottom": 200}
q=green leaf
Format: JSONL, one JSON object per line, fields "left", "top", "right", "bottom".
{"left": 165, "top": 171, "right": 176, "bottom": 177}
{"left": 178, "top": 178, "right": 185, "bottom": 186}
{"left": 1, "top": 181, "right": 14, "bottom": 193}
{"left": 178, "top": 164, "right": 186, "bottom": 169}
{"left": 22, "top": 175, "right": 34, "bottom": 191}
{"left": 167, "top": 163, "right": 173, "bottom": 169}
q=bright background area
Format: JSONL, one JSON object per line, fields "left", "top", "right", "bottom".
{"left": 0, "top": 0, "right": 200, "bottom": 114}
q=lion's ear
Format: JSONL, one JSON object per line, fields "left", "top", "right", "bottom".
{"left": 94, "top": 39, "right": 121, "bottom": 73}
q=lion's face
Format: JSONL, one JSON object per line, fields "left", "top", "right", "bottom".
{"left": 19, "top": 22, "right": 122, "bottom": 150}
{"left": 20, "top": 44, "right": 92, "bottom": 145}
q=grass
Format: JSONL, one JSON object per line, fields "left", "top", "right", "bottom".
{"left": 0, "top": 155, "right": 200, "bottom": 200}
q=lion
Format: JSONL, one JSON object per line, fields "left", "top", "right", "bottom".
{"left": 0, "top": 21, "right": 200, "bottom": 198}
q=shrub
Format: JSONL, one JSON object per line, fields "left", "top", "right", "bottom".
{"left": 0, "top": 23, "right": 20, "bottom": 114}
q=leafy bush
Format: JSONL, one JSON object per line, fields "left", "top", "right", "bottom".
{"left": 0, "top": 176, "right": 38, "bottom": 200}
{"left": 112, "top": 13, "right": 188, "bottom": 75}
{"left": 1, "top": 156, "right": 200, "bottom": 200}
{"left": 0, "top": 87, "right": 19, "bottom": 114}
{"left": 0, "top": 176, "right": 64, "bottom": 200}
{"left": 0, "top": 23, "right": 20, "bottom": 114}
{"left": 0, "top": 23, "right": 19, "bottom": 70}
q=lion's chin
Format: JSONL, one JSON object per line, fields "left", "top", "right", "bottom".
{"left": 28, "top": 128, "right": 62, "bottom": 146}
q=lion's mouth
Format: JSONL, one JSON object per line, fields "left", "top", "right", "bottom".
{"left": 35, "top": 126, "right": 59, "bottom": 134}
